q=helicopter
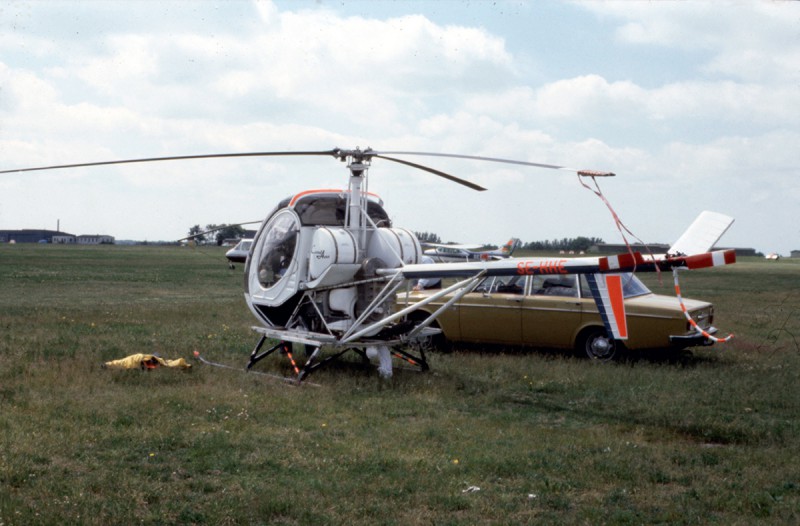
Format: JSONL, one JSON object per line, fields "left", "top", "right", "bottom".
{"left": 1, "top": 147, "right": 736, "bottom": 381}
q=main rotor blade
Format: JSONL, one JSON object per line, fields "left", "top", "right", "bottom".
{"left": 374, "top": 154, "right": 487, "bottom": 191}
{"left": 0, "top": 150, "right": 342, "bottom": 174}
{"left": 375, "top": 150, "right": 615, "bottom": 177}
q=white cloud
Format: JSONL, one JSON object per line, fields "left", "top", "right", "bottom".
{"left": 587, "top": 1, "right": 799, "bottom": 84}
{"left": 0, "top": 0, "right": 797, "bottom": 254}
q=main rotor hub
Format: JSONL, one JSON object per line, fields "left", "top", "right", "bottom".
{"left": 349, "top": 161, "right": 367, "bottom": 177}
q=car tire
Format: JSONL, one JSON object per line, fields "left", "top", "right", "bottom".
{"left": 578, "top": 327, "right": 618, "bottom": 362}
{"left": 409, "top": 313, "right": 451, "bottom": 353}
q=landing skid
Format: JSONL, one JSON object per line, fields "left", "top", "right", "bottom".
{"left": 245, "top": 326, "right": 433, "bottom": 383}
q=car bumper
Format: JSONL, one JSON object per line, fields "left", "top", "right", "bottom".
{"left": 669, "top": 326, "right": 718, "bottom": 347}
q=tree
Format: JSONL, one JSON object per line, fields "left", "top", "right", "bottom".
{"left": 213, "top": 224, "right": 246, "bottom": 246}
{"left": 186, "top": 224, "right": 247, "bottom": 245}
{"left": 187, "top": 225, "right": 203, "bottom": 243}
{"left": 414, "top": 231, "right": 441, "bottom": 244}
{"left": 522, "top": 236, "right": 604, "bottom": 252}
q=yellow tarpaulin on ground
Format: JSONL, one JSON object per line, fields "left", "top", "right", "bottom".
{"left": 104, "top": 353, "right": 192, "bottom": 370}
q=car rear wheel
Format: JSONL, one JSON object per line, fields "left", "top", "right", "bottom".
{"left": 578, "top": 327, "right": 618, "bottom": 362}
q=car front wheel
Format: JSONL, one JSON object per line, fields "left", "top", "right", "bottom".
{"left": 408, "top": 313, "right": 450, "bottom": 353}
{"left": 579, "top": 327, "right": 618, "bottom": 361}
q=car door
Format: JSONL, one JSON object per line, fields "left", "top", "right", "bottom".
{"left": 521, "top": 274, "right": 584, "bottom": 348}
{"left": 457, "top": 275, "right": 524, "bottom": 345}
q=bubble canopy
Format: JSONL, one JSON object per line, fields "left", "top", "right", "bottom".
{"left": 251, "top": 189, "right": 391, "bottom": 293}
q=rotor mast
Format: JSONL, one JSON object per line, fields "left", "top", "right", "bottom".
{"left": 343, "top": 148, "right": 371, "bottom": 259}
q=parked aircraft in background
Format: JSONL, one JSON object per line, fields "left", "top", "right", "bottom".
{"left": 225, "top": 239, "right": 253, "bottom": 268}
{"left": 423, "top": 237, "right": 521, "bottom": 262}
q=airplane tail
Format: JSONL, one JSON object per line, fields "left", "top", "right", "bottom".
{"left": 498, "top": 238, "right": 521, "bottom": 256}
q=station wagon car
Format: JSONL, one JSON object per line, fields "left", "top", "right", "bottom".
{"left": 401, "top": 272, "right": 718, "bottom": 360}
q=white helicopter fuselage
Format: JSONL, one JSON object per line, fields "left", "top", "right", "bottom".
{"left": 243, "top": 188, "right": 421, "bottom": 336}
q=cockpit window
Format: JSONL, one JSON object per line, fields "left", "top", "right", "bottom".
{"left": 257, "top": 211, "right": 299, "bottom": 289}
{"left": 294, "top": 196, "right": 345, "bottom": 225}
{"left": 293, "top": 194, "right": 390, "bottom": 227}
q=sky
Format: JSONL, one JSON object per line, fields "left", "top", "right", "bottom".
{"left": 0, "top": 0, "right": 798, "bottom": 254}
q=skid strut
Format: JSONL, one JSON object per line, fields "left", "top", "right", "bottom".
{"left": 245, "top": 332, "right": 430, "bottom": 383}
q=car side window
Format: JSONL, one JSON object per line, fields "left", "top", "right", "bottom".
{"left": 530, "top": 275, "right": 578, "bottom": 297}
{"left": 579, "top": 274, "right": 591, "bottom": 298}
{"left": 476, "top": 275, "right": 525, "bottom": 295}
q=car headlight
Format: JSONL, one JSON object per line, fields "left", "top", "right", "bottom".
{"left": 689, "top": 307, "right": 714, "bottom": 330}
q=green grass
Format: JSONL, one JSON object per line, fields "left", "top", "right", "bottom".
{"left": 1, "top": 245, "right": 799, "bottom": 525}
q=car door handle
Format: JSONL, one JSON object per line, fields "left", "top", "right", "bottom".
{"left": 506, "top": 297, "right": 523, "bottom": 303}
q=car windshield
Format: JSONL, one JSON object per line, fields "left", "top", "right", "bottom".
{"left": 579, "top": 273, "right": 651, "bottom": 299}
{"left": 618, "top": 273, "right": 651, "bottom": 298}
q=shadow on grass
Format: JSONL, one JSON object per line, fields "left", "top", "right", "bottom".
{"left": 439, "top": 341, "right": 726, "bottom": 368}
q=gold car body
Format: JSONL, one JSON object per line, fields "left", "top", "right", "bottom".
{"left": 400, "top": 273, "right": 716, "bottom": 352}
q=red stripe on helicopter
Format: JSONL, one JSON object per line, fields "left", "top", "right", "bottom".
{"left": 599, "top": 252, "right": 644, "bottom": 272}
{"left": 681, "top": 249, "right": 736, "bottom": 269}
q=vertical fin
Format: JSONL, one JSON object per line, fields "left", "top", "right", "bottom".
{"left": 586, "top": 273, "right": 628, "bottom": 340}
{"left": 669, "top": 211, "right": 734, "bottom": 256}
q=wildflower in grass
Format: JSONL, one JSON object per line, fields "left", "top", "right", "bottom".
{"left": 452, "top": 458, "right": 459, "bottom": 465}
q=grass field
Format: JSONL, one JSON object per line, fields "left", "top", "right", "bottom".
{"left": 1, "top": 244, "right": 799, "bottom": 525}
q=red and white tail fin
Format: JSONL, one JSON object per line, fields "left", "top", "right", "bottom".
{"left": 500, "top": 237, "right": 521, "bottom": 255}
{"left": 586, "top": 274, "right": 628, "bottom": 340}
{"left": 669, "top": 211, "right": 734, "bottom": 256}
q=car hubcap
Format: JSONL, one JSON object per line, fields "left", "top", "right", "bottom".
{"left": 589, "top": 336, "right": 614, "bottom": 359}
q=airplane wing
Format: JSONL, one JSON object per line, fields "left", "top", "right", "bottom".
{"left": 422, "top": 242, "right": 483, "bottom": 250}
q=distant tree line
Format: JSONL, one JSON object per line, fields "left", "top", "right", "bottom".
{"left": 521, "top": 236, "right": 604, "bottom": 252}
{"left": 187, "top": 224, "right": 246, "bottom": 246}
{"left": 414, "top": 231, "right": 603, "bottom": 252}
{"left": 414, "top": 231, "right": 442, "bottom": 244}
